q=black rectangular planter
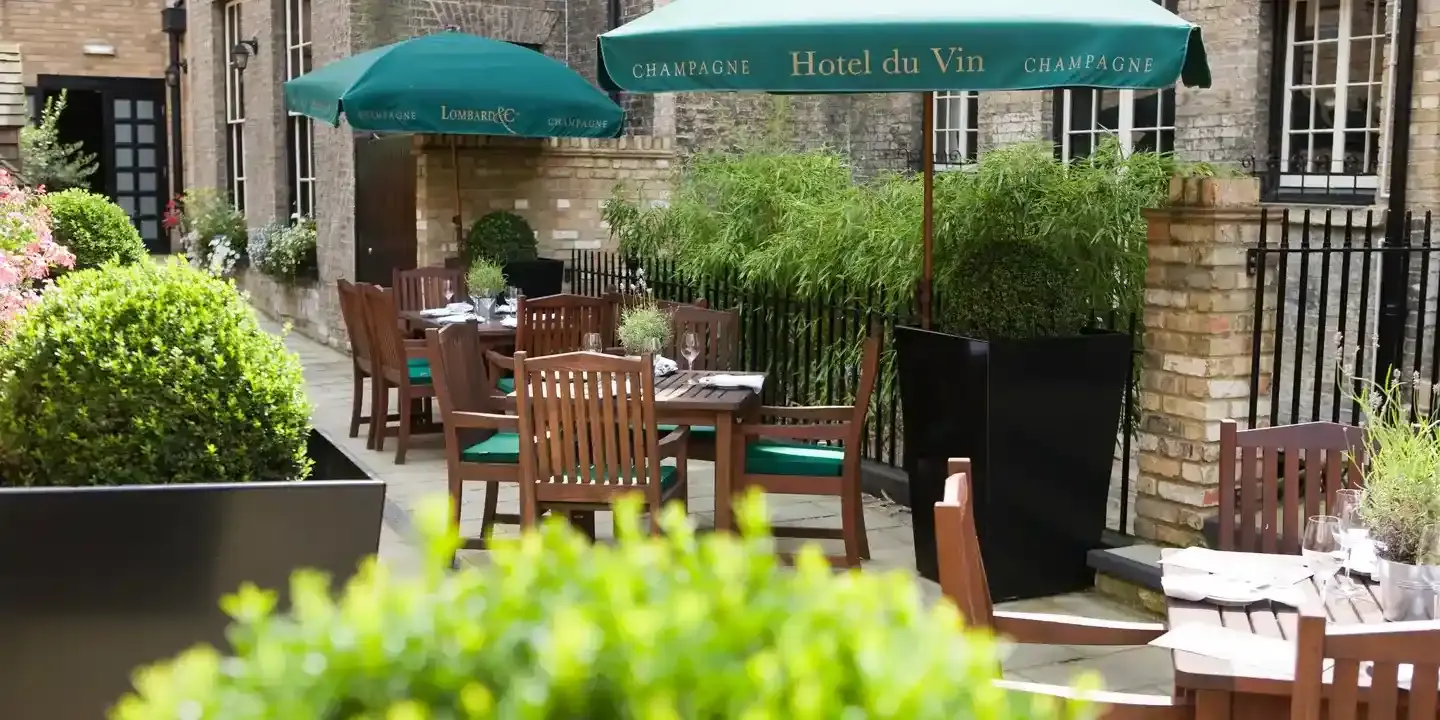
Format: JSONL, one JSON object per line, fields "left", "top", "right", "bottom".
{"left": 504, "top": 258, "right": 565, "bottom": 298}
{"left": 0, "top": 428, "right": 385, "bottom": 720}
{"left": 896, "top": 326, "right": 1132, "bottom": 602}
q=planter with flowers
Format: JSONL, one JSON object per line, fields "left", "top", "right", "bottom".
{"left": 1345, "top": 367, "right": 1440, "bottom": 621}
{"left": 166, "top": 188, "right": 247, "bottom": 278}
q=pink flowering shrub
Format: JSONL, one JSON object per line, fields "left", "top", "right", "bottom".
{"left": 0, "top": 170, "right": 74, "bottom": 327}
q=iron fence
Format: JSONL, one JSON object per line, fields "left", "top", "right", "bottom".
{"left": 570, "top": 250, "right": 1143, "bottom": 537}
{"left": 1247, "top": 207, "right": 1440, "bottom": 428}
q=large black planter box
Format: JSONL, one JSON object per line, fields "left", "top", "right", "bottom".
{"left": 504, "top": 258, "right": 565, "bottom": 298}
{"left": 0, "top": 428, "right": 385, "bottom": 720}
{"left": 895, "top": 326, "right": 1131, "bottom": 602}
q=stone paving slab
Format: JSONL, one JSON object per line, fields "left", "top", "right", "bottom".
{"left": 264, "top": 317, "right": 1172, "bottom": 694}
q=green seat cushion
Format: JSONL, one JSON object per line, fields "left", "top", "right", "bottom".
{"left": 496, "top": 377, "right": 515, "bottom": 393}
{"left": 407, "top": 360, "right": 433, "bottom": 384}
{"left": 744, "top": 439, "right": 844, "bottom": 477}
{"left": 658, "top": 424, "right": 716, "bottom": 437}
{"left": 460, "top": 432, "right": 521, "bottom": 464}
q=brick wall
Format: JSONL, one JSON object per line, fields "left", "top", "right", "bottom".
{"left": 415, "top": 135, "right": 671, "bottom": 266}
{"left": 3, "top": 0, "right": 168, "bottom": 85}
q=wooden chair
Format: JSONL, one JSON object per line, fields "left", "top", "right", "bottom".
{"left": 426, "top": 324, "right": 523, "bottom": 555}
{"left": 512, "top": 350, "right": 689, "bottom": 533}
{"left": 732, "top": 329, "right": 882, "bottom": 567}
{"left": 1291, "top": 609, "right": 1440, "bottom": 720}
{"left": 360, "top": 284, "right": 438, "bottom": 464}
{"left": 486, "top": 294, "right": 610, "bottom": 395}
{"left": 662, "top": 303, "right": 740, "bottom": 462}
{"left": 336, "top": 279, "right": 387, "bottom": 447}
{"left": 1217, "top": 420, "right": 1367, "bottom": 555}
{"left": 938, "top": 460, "right": 1184, "bottom": 718}
{"left": 393, "top": 267, "right": 465, "bottom": 312}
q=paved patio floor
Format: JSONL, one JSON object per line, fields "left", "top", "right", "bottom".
{"left": 266, "top": 318, "right": 1174, "bottom": 695}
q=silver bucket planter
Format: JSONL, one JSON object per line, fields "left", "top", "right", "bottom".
{"left": 1376, "top": 558, "right": 1440, "bottom": 621}
{"left": 470, "top": 291, "right": 497, "bottom": 322}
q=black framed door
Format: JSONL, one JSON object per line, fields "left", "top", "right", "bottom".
{"left": 36, "top": 76, "right": 169, "bottom": 255}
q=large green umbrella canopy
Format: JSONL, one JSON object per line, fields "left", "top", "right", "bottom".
{"left": 286, "top": 31, "right": 624, "bottom": 138}
{"left": 598, "top": 0, "right": 1208, "bottom": 93}
{"left": 597, "top": 0, "right": 1209, "bottom": 324}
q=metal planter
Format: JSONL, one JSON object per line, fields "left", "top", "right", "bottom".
{"left": 1376, "top": 558, "right": 1440, "bottom": 621}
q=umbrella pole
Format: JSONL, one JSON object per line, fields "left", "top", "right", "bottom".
{"left": 919, "top": 91, "right": 935, "bottom": 329}
{"left": 452, "top": 138, "right": 464, "bottom": 258}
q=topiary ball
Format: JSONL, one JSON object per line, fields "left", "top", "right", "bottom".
{"left": 938, "top": 238, "right": 1092, "bottom": 340}
{"left": 43, "top": 188, "right": 148, "bottom": 269}
{"left": 462, "top": 210, "right": 538, "bottom": 265}
{"left": 0, "top": 258, "right": 312, "bottom": 486}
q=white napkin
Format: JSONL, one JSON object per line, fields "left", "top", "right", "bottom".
{"left": 1161, "top": 547, "right": 1314, "bottom": 587}
{"left": 420, "top": 303, "right": 471, "bottom": 317}
{"left": 1151, "top": 624, "right": 1300, "bottom": 670}
{"left": 500, "top": 316, "right": 518, "bottom": 328}
{"left": 697, "top": 373, "right": 764, "bottom": 391}
{"left": 653, "top": 355, "right": 678, "bottom": 377}
{"left": 495, "top": 302, "right": 517, "bottom": 314}
{"left": 1162, "top": 574, "right": 1307, "bottom": 607}
{"left": 436, "top": 313, "right": 478, "bottom": 324}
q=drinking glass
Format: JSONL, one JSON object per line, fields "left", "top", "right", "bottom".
{"left": 681, "top": 331, "right": 700, "bottom": 370}
{"left": 443, "top": 280, "right": 454, "bottom": 304}
{"left": 506, "top": 286, "right": 522, "bottom": 307}
{"left": 1302, "top": 515, "right": 1344, "bottom": 603}
{"left": 1332, "top": 489, "right": 1367, "bottom": 598}
{"left": 583, "top": 332, "right": 603, "bottom": 353}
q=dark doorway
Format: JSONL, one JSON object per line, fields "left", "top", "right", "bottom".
{"left": 353, "top": 134, "right": 417, "bottom": 284}
{"left": 35, "top": 76, "right": 169, "bottom": 255}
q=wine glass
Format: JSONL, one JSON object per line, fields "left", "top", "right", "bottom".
{"left": 443, "top": 280, "right": 454, "bottom": 305}
{"left": 1331, "top": 489, "right": 1367, "bottom": 598}
{"left": 681, "top": 331, "right": 700, "bottom": 370}
{"left": 1302, "top": 515, "right": 1344, "bottom": 603}
{"left": 506, "top": 285, "right": 522, "bottom": 309}
{"left": 583, "top": 332, "right": 603, "bottom": 353}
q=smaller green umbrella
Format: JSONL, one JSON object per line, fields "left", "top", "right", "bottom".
{"left": 286, "top": 31, "right": 625, "bottom": 138}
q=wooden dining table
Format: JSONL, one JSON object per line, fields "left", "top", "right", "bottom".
{"left": 398, "top": 309, "right": 518, "bottom": 341}
{"left": 499, "top": 370, "right": 763, "bottom": 532}
{"left": 1164, "top": 549, "right": 1408, "bottom": 719}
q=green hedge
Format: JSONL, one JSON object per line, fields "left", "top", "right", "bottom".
{"left": 43, "top": 189, "right": 147, "bottom": 269}
{"left": 0, "top": 259, "right": 312, "bottom": 486}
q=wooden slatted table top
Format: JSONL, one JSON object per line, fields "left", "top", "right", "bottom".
{"left": 1165, "top": 548, "right": 1386, "bottom": 695}
{"left": 504, "top": 371, "right": 764, "bottom": 413}
{"left": 399, "top": 309, "right": 517, "bottom": 336}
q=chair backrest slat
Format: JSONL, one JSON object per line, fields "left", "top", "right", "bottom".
{"left": 516, "top": 294, "right": 609, "bottom": 357}
{"left": 514, "top": 351, "right": 661, "bottom": 504}
{"left": 336, "top": 279, "right": 374, "bottom": 362}
{"left": 1291, "top": 613, "right": 1440, "bottom": 720}
{"left": 393, "top": 267, "right": 464, "bottom": 312}
{"left": 934, "top": 459, "right": 995, "bottom": 630}
{"left": 360, "top": 284, "right": 407, "bottom": 374}
{"left": 1219, "top": 420, "right": 1366, "bottom": 555}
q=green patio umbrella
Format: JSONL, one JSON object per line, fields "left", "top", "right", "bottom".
{"left": 286, "top": 31, "right": 624, "bottom": 138}
{"left": 597, "top": 0, "right": 1210, "bottom": 323}
{"left": 285, "top": 30, "right": 625, "bottom": 249}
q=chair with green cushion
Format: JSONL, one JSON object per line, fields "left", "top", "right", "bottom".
{"left": 337, "top": 279, "right": 392, "bottom": 448}
{"left": 734, "top": 330, "right": 882, "bottom": 568}
{"left": 360, "top": 284, "right": 441, "bottom": 464}
{"left": 427, "top": 324, "right": 523, "bottom": 558}
{"left": 512, "top": 349, "right": 689, "bottom": 534}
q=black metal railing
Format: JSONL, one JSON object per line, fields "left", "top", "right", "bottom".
{"left": 570, "top": 249, "right": 1144, "bottom": 536}
{"left": 1247, "top": 207, "right": 1440, "bottom": 427}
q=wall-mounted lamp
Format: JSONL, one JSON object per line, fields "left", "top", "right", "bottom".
{"left": 82, "top": 42, "right": 117, "bottom": 57}
{"left": 164, "top": 60, "right": 188, "bottom": 87}
{"left": 229, "top": 38, "right": 259, "bottom": 71}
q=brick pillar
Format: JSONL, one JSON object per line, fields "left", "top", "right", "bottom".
{"left": 1136, "top": 176, "right": 1272, "bottom": 547}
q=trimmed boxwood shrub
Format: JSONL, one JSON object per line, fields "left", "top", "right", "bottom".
{"left": 111, "top": 493, "right": 1080, "bottom": 719}
{"left": 0, "top": 258, "right": 312, "bottom": 486}
{"left": 462, "top": 210, "right": 538, "bottom": 265}
{"left": 43, "top": 188, "right": 147, "bottom": 269}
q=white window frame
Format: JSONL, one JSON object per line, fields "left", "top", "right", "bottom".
{"left": 933, "top": 91, "right": 978, "bottom": 169}
{"left": 1276, "top": 0, "right": 1388, "bottom": 198}
{"left": 223, "top": 0, "right": 246, "bottom": 215}
{"left": 1056, "top": 87, "right": 1177, "bottom": 161}
{"left": 285, "top": 0, "right": 315, "bottom": 218}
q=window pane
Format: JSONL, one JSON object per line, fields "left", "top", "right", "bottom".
{"left": 140, "top": 196, "right": 158, "bottom": 216}
{"left": 118, "top": 196, "right": 136, "bottom": 214}
{"left": 115, "top": 124, "right": 133, "bottom": 144}
{"left": 1316, "top": 0, "right": 1341, "bottom": 40}
{"left": 137, "top": 124, "right": 156, "bottom": 145}
{"left": 116, "top": 173, "right": 134, "bottom": 192}
{"left": 136, "top": 100, "right": 154, "bottom": 120}
{"left": 114, "top": 99, "right": 131, "bottom": 119}
{"left": 138, "top": 148, "right": 157, "bottom": 168}
{"left": 1097, "top": 90, "right": 1122, "bottom": 131}
{"left": 1353, "top": 0, "right": 1384, "bottom": 36}
{"left": 1315, "top": 42, "right": 1339, "bottom": 86}
{"left": 1296, "top": 0, "right": 1315, "bottom": 42}
{"left": 1349, "top": 38, "right": 1374, "bottom": 83}
{"left": 1312, "top": 87, "right": 1337, "bottom": 130}
{"left": 115, "top": 148, "right": 133, "bottom": 168}
{"left": 141, "top": 220, "right": 158, "bottom": 240}
{"left": 1292, "top": 44, "right": 1314, "bottom": 86}
{"left": 139, "top": 172, "right": 157, "bottom": 192}
{"left": 1290, "top": 90, "right": 1316, "bottom": 131}
{"left": 1068, "top": 90, "right": 1095, "bottom": 132}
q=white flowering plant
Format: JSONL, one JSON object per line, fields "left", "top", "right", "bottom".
{"left": 253, "top": 215, "right": 317, "bottom": 283}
